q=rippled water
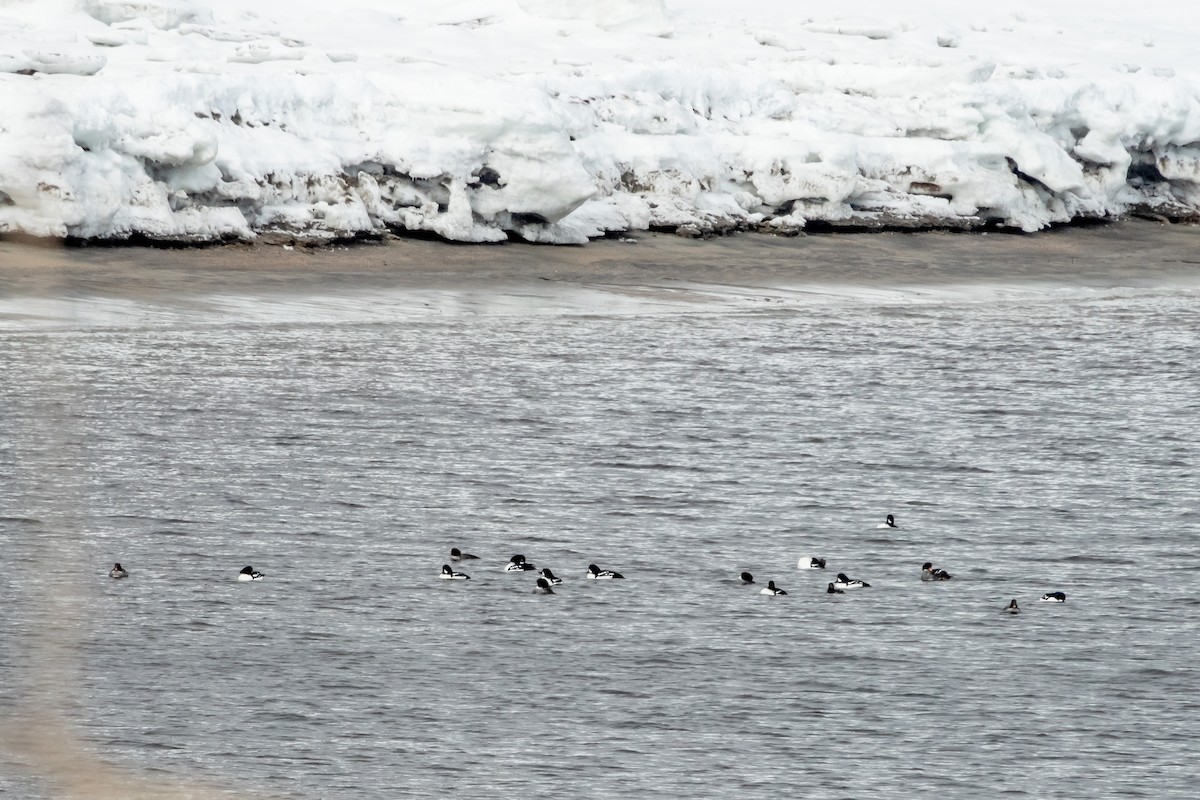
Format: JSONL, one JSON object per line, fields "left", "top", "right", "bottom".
{"left": 2, "top": 267, "right": 1198, "bottom": 798}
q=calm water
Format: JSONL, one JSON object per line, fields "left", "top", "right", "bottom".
{"left": 1, "top": 268, "right": 1198, "bottom": 798}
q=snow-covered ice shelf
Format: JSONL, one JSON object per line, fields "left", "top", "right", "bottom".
{"left": 1, "top": 0, "right": 1199, "bottom": 244}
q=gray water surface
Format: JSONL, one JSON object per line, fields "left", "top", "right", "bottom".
{"left": 2, "top": 269, "right": 1198, "bottom": 799}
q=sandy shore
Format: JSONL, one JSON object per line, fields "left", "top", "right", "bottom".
{"left": 1, "top": 221, "right": 1198, "bottom": 324}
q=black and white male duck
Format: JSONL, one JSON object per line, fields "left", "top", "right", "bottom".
{"left": 832, "top": 572, "right": 870, "bottom": 589}
{"left": 440, "top": 564, "right": 470, "bottom": 580}
{"left": 504, "top": 554, "right": 536, "bottom": 572}
{"left": 238, "top": 566, "right": 264, "bottom": 581}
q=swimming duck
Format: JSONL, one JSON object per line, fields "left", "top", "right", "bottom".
{"left": 538, "top": 567, "right": 563, "bottom": 585}
{"left": 450, "top": 548, "right": 479, "bottom": 561}
{"left": 760, "top": 580, "right": 787, "bottom": 596}
{"left": 533, "top": 577, "right": 555, "bottom": 595}
{"left": 833, "top": 572, "right": 870, "bottom": 589}
{"left": 827, "top": 582, "right": 844, "bottom": 594}
{"left": 921, "top": 562, "right": 952, "bottom": 581}
{"left": 587, "top": 564, "right": 624, "bottom": 579}
{"left": 1004, "top": 599, "right": 1020, "bottom": 614}
{"left": 740, "top": 571, "right": 755, "bottom": 584}
{"left": 440, "top": 564, "right": 470, "bottom": 580}
{"left": 238, "top": 566, "right": 264, "bottom": 581}
{"left": 1040, "top": 592, "right": 1066, "bottom": 602}
{"left": 504, "top": 554, "right": 536, "bottom": 572}
{"left": 877, "top": 514, "right": 898, "bottom": 529}
{"left": 798, "top": 557, "right": 826, "bottom": 569}
{"left": 108, "top": 562, "right": 128, "bottom": 579}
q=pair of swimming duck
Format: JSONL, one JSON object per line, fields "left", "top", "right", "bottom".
{"left": 791, "top": 555, "right": 870, "bottom": 594}
{"left": 740, "top": 573, "right": 789, "bottom": 595}
{"left": 439, "top": 548, "right": 484, "bottom": 580}
{"left": 1004, "top": 593, "right": 1067, "bottom": 613}
{"left": 109, "top": 563, "right": 265, "bottom": 581}
{"left": 825, "top": 573, "right": 870, "bottom": 593}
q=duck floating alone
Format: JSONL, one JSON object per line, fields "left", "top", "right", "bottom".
{"left": 238, "top": 566, "right": 264, "bottom": 581}
{"left": 108, "top": 562, "right": 128, "bottom": 579}
{"left": 921, "top": 562, "right": 952, "bottom": 581}
{"left": 504, "top": 554, "right": 536, "bottom": 572}
{"left": 440, "top": 564, "right": 470, "bottom": 580}
{"left": 833, "top": 572, "right": 870, "bottom": 589}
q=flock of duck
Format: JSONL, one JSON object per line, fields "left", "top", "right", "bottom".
{"left": 434, "top": 514, "right": 1067, "bottom": 610}
{"left": 103, "top": 515, "right": 1067, "bottom": 611}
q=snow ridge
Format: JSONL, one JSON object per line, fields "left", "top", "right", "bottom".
{"left": 1, "top": 0, "right": 1199, "bottom": 244}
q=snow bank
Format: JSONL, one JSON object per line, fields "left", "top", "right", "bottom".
{"left": 1, "top": 0, "right": 1199, "bottom": 244}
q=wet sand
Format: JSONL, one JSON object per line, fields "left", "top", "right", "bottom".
{"left": 1, "top": 221, "right": 1198, "bottom": 323}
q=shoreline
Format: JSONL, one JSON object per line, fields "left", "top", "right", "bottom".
{"left": 1, "top": 221, "right": 1198, "bottom": 326}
